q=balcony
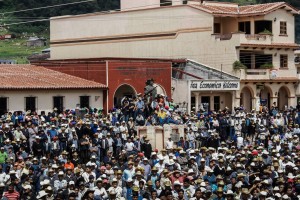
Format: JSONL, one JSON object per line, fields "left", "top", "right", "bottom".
{"left": 245, "top": 34, "right": 268, "bottom": 41}
{"left": 213, "top": 34, "right": 233, "bottom": 41}
{"left": 235, "top": 68, "right": 298, "bottom": 81}
{"left": 212, "top": 32, "right": 273, "bottom": 45}
{"left": 241, "top": 34, "right": 273, "bottom": 45}
{"left": 245, "top": 69, "right": 269, "bottom": 80}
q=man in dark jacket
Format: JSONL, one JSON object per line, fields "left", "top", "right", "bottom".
{"left": 141, "top": 138, "right": 152, "bottom": 159}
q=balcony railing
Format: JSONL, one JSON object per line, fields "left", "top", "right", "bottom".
{"left": 245, "top": 34, "right": 268, "bottom": 40}
{"left": 213, "top": 33, "right": 232, "bottom": 40}
{"left": 246, "top": 69, "right": 267, "bottom": 75}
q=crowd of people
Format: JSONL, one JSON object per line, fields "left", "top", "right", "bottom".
{"left": 0, "top": 94, "right": 300, "bottom": 200}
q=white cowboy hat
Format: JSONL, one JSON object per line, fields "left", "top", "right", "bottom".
{"left": 37, "top": 190, "right": 48, "bottom": 199}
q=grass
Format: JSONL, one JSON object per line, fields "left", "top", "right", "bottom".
{"left": 0, "top": 38, "right": 49, "bottom": 64}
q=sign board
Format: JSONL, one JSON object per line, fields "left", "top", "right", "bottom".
{"left": 189, "top": 80, "right": 240, "bottom": 91}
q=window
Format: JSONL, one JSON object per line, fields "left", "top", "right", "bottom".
{"left": 0, "top": 98, "right": 8, "bottom": 116}
{"left": 25, "top": 97, "right": 36, "bottom": 112}
{"left": 80, "top": 96, "right": 90, "bottom": 108}
{"left": 239, "top": 21, "right": 251, "bottom": 34}
{"left": 53, "top": 96, "right": 64, "bottom": 113}
{"left": 280, "top": 21, "right": 287, "bottom": 35}
{"left": 214, "top": 23, "right": 221, "bottom": 34}
{"left": 255, "top": 20, "right": 272, "bottom": 34}
{"left": 160, "top": 0, "right": 172, "bottom": 6}
{"left": 280, "top": 55, "right": 288, "bottom": 68}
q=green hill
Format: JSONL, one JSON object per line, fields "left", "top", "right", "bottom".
{"left": 0, "top": 38, "right": 49, "bottom": 64}
{"left": 0, "top": 0, "right": 120, "bottom": 63}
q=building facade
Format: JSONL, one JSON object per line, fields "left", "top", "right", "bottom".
{"left": 0, "top": 65, "right": 106, "bottom": 114}
{"left": 32, "top": 58, "right": 172, "bottom": 111}
{"left": 49, "top": 0, "right": 299, "bottom": 111}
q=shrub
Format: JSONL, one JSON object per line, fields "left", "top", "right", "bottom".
{"left": 233, "top": 61, "right": 247, "bottom": 70}
{"left": 260, "top": 63, "right": 274, "bottom": 69}
{"left": 259, "top": 29, "right": 273, "bottom": 35}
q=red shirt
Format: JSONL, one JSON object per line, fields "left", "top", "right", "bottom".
{"left": 3, "top": 191, "right": 20, "bottom": 200}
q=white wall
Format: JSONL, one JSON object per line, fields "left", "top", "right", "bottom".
{"left": 264, "top": 9, "right": 295, "bottom": 43}
{"left": 121, "top": 0, "right": 160, "bottom": 11}
{"left": 50, "top": 5, "right": 298, "bottom": 81}
{"left": 171, "top": 78, "right": 189, "bottom": 104}
{"left": 50, "top": 6, "right": 212, "bottom": 42}
{"left": 0, "top": 89, "right": 104, "bottom": 114}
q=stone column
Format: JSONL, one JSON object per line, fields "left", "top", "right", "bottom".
{"left": 195, "top": 92, "right": 199, "bottom": 112}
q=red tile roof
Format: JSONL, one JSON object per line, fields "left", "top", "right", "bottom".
{"left": 191, "top": 2, "right": 298, "bottom": 16}
{"left": 239, "top": 43, "right": 299, "bottom": 49}
{"left": 0, "top": 64, "right": 107, "bottom": 89}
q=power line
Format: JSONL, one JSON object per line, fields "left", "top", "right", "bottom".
{"left": 0, "top": 0, "right": 96, "bottom": 15}
{"left": 0, "top": 0, "right": 188, "bottom": 26}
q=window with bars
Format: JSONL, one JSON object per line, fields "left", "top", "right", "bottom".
{"left": 280, "top": 55, "right": 288, "bottom": 68}
{"left": 280, "top": 21, "right": 287, "bottom": 35}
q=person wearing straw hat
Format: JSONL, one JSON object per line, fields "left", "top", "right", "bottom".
{"left": 53, "top": 171, "right": 67, "bottom": 193}
{"left": 108, "top": 178, "right": 123, "bottom": 198}
{"left": 94, "top": 178, "right": 108, "bottom": 199}
{"left": 36, "top": 190, "right": 48, "bottom": 200}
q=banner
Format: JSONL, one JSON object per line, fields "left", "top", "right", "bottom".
{"left": 189, "top": 80, "right": 240, "bottom": 91}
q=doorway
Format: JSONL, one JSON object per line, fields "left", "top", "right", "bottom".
{"left": 278, "top": 86, "right": 289, "bottom": 111}
{"left": 201, "top": 96, "right": 210, "bottom": 111}
{"left": 53, "top": 96, "right": 64, "bottom": 113}
{"left": 260, "top": 86, "right": 272, "bottom": 109}
{"left": 240, "top": 87, "right": 253, "bottom": 112}
{"left": 114, "top": 84, "right": 137, "bottom": 108}
{"left": 214, "top": 96, "right": 220, "bottom": 111}
{"left": 0, "top": 98, "right": 8, "bottom": 116}
{"left": 25, "top": 97, "right": 36, "bottom": 112}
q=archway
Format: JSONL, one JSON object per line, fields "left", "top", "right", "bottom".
{"left": 113, "top": 84, "right": 137, "bottom": 108}
{"left": 153, "top": 83, "right": 166, "bottom": 96}
{"left": 278, "top": 86, "right": 290, "bottom": 111}
{"left": 240, "top": 87, "right": 253, "bottom": 112}
{"left": 260, "top": 86, "right": 272, "bottom": 109}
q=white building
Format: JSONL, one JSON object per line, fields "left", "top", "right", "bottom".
{"left": 0, "top": 65, "right": 106, "bottom": 114}
{"left": 49, "top": 0, "right": 300, "bottom": 112}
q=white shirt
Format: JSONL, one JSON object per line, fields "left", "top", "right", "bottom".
{"left": 54, "top": 179, "right": 67, "bottom": 191}
{"left": 237, "top": 136, "right": 244, "bottom": 148}
{"left": 187, "top": 132, "right": 195, "bottom": 141}
{"left": 125, "top": 142, "right": 134, "bottom": 152}
{"left": 94, "top": 186, "right": 108, "bottom": 199}
{"left": 82, "top": 172, "right": 96, "bottom": 183}
{"left": 155, "top": 162, "right": 165, "bottom": 174}
{"left": 108, "top": 186, "right": 123, "bottom": 198}
{"left": 165, "top": 140, "right": 173, "bottom": 150}
{"left": 0, "top": 173, "right": 9, "bottom": 183}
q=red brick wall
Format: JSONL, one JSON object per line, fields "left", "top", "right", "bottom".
{"left": 39, "top": 59, "right": 171, "bottom": 112}
{"left": 43, "top": 62, "right": 107, "bottom": 84}
{"left": 107, "top": 61, "right": 171, "bottom": 109}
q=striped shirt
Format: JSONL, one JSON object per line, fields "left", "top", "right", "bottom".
{"left": 3, "top": 191, "right": 20, "bottom": 200}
